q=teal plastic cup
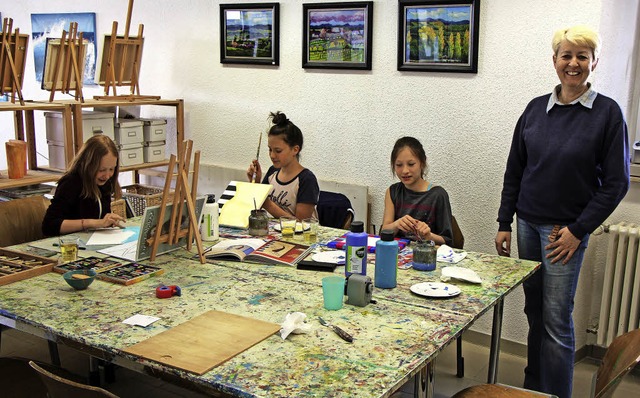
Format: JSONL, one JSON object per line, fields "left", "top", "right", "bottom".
{"left": 322, "top": 276, "right": 345, "bottom": 310}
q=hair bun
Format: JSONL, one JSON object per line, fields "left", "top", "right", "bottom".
{"left": 270, "top": 111, "right": 288, "bottom": 126}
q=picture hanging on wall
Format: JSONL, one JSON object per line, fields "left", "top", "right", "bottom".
{"left": 302, "top": 2, "right": 373, "bottom": 70}
{"left": 397, "top": 0, "right": 480, "bottom": 73}
{"left": 31, "top": 13, "right": 97, "bottom": 85}
{"left": 220, "top": 3, "right": 279, "bottom": 66}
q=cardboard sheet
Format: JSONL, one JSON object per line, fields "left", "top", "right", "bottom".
{"left": 123, "top": 310, "right": 280, "bottom": 374}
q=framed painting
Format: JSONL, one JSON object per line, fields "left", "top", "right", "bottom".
{"left": 220, "top": 3, "right": 279, "bottom": 66}
{"left": 31, "top": 13, "right": 97, "bottom": 84}
{"left": 302, "top": 2, "right": 373, "bottom": 70}
{"left": 398, "top": 0, "right": 480, "bottom": 73}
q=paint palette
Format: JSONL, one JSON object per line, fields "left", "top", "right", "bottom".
{"left": 54, "top": 256, "right": 122, "bottom": 274}
{"left": 96, "top": 262, "right": 165, "bottom": 285}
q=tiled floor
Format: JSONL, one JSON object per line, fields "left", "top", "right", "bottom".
{"left": 1, "top": 327, "right": 639, "bottom": 397}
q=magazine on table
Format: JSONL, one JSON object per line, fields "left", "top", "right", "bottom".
{"left": 204, "top": 238, "right": 312, "bottom": 266}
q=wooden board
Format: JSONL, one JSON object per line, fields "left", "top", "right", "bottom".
{"left": 124, "top": 310, "right": 280, "bottom": 374}
{"left": 0, "top": 248, "right": 56, "bottom": 286}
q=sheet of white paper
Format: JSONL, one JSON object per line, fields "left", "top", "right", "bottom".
{"left": 123, "top": 314, "right": 160, "bottom": 327}
{"left": 86, "top": 229, "right": 135, "bottom": 246}
{"left": 98, "top": 241, "right": 138, "bottom": 261}
{"left": 367, "top": 237, "right": 380, "bottom": 247}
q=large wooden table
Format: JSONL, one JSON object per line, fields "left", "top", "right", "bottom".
{"left": 0, "top": 225, "right": 539, "bottom": 397}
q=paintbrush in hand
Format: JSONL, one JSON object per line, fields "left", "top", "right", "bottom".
{"left": 251, "top": 131, "right": 263, "bottom": 183}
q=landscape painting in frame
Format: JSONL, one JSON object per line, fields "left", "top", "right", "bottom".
{"left": 31, "top": 13, "right": 97, "bottom": 84}
{"left": 398, "top": 0, "right": 479, "bottom": 73}
{"left": 220, "top": 3, "right": 279, "bottom": 66}
{"left": 302, "top": 2, "right": 373, "bottom": 70}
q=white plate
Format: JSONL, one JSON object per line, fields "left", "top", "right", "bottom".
{"left": 312, "top": 251, "right": 346, "bottom": 265}
{"left": 273, "top": 223, "right": 309, "bottom": 233}
{"left": 410, "top": 282, "right": 461, "bottom": 298}
{"left": 441, "top": 267, "right": 482, "bottom": 284}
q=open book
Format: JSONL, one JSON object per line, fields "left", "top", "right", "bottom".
{"left": 205, "top": 238, "right": 312, "bottom": 266}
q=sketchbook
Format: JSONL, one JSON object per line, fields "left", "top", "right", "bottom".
{"left": 205, "top": 238, "right": 312, "bottom": 266}
{"left": 218, "top": 181, "right": 272, "bottom": 229}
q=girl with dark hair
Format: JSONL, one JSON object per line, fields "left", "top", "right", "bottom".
{"left": 42, "top": 135, "right": 125, "bottom": 236}
{"left": 246, "top": 111, "right": 319, "bottom": 220}
{"left": 381, "top": 136, "right": 453, "bottom": 244}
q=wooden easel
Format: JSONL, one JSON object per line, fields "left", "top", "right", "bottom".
{"left": 45, "top": 22, "right": 86, "bottom": 102}
{"left": 0, "top": 18, "right": 28, "bottom": 105}
{"left": 95, "top": 0, "right": 159, "bottom": 100}
{"left": 147, "top": 140, "right": 206, "bottom": 263}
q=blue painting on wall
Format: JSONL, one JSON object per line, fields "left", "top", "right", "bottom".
{"left": 31, "top": 13, "right": 97, "bottom": 85}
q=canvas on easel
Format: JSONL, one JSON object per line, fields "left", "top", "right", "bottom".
{"left": 41, "top": 22, "right": 87, "bottom": 102}
{"left": 0, "top": 18, "right": 28, "bottom": 105}
{"left": 95, "top": 0, "right": 158, "bottom": 100}
{"left": 145, "top": 140, "right": 207, "bottom": 263}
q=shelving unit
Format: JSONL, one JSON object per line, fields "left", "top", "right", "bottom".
{"left": 0, "top": 98, "right": 184, "bottom": 190}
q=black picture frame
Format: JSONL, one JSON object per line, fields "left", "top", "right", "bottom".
{"left": 220, "top": 3, "right": 279, "bottom": 66}
{"left": 398, "top": 0, "right": 480, "bottom": 73}
{"left": 302, "top": 2, "right": 373, "bottom": 70}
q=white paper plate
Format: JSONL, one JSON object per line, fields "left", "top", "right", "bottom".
{"left": 312, "top": 251, "right": 346, "bottom": 265}
{"left": 441, "top": 267, "right": 482, "bottom": 284}
{"left": 273, "top": 223, "right": 308, "bottom": 233}
{"left": 410, "top": 282, "right": 461, "bottom": 298}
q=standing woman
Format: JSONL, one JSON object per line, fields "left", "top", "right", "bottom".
{"left": 495, "top": 26, "right": 629, "bottom": 398}
{"left": 246, "top": 111, "right": 319, "bottom": 220}
{"left": 43, "top": 135, "right": 125, "bottom": 236}
{"left": 381, "top": 136, "right": 453, "bottom": 245}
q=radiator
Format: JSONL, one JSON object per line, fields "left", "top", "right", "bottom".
{"left": 597, "top": 222, "right": 640, "bottom": 346}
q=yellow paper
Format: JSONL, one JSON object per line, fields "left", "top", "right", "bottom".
{"left": 219, "top": 182, "right": 272, "bottom": 228}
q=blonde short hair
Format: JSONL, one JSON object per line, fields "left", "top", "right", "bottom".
{"left": 552, "top": 25, "right": 601, "bottom": 59}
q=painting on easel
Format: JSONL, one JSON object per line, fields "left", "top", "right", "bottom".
{"left": 137, "top": 197, "right": 206, "bottom": 261}
{"left": 30, "top": 12, "right": 97, "bottom": 85}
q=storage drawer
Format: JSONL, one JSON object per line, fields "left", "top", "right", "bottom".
{"left": 143, "top": 141, "right": 166, "bottom": 163}
{"left": 114, "top": 119, "right": 144, "bottom": 145}
{"left": 45, "top": 111, "right": 115, "bottom": 143}
{"left": 118, "top": 143, "right": 144, "bottom": 166}
{"left": 140, "top": 118, "right": 167, "bottom": 142}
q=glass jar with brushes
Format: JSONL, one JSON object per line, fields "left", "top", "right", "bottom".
{"left": 412, "top": 240, "right": 437, "bottom": 271}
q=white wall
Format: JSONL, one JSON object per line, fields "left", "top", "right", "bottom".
{"left": 2, "top": 0, "right": 639, "bottom": 349}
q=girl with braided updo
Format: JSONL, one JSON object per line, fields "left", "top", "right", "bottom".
{"left": 246, "top": 111, "right": 319, "bottom": 220}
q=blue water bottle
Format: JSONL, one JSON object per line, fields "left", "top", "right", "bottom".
{"left": 345, "top": 221, "right": 367, "bottom": 277}
{"left": 375, "top": 229, "right": 398, "bottom": 288}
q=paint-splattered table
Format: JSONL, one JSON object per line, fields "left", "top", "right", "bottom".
{"left": 0, "top": 228, "right": 538, "bottom": 397}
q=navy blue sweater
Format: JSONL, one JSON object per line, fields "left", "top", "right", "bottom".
{"left": 497, "top": 92, "right": 630, "bottom": 239}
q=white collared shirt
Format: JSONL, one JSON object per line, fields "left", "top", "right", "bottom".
{"left": 546, "top": 83, "right": 598, "bottom": 113}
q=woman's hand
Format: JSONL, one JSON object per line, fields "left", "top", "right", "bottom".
{"left": 395, "top": 215, "right": 431, "bottom": 240}
{"left": 545, "top": 227, "right": 580, "bottom": 264}
{"left": 246, "top": 160, "right": 262, "bottom": 183}
{"left": 495, "top": 231, "right": 511, "bottom": 257}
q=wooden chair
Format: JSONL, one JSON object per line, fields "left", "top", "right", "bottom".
{"left": 0, "top": 196, "right": 50, "bottom": 247}
{"left": 29, "top": 360, "right": 119, "bottom": 398}
{"left": 0, "top": 357, "right": 48, "bottom": 397}
{"left": 451, "top": 328, "right": 640, "bottom": 398}
{"left": 317, "top": 190, "right": 355, "bottom": 230}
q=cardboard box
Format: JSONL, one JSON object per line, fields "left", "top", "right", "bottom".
{"left": 143, "top": 141, "right": 166, "bottom": 163}
{"left": 114, "top": 119, "right": 144, "bottom": 145}
{"left": 118, "top": 143, "right": 144, "bottom": 166}
{"left": 45, "top": 111, "right": 115, "bottom": 143}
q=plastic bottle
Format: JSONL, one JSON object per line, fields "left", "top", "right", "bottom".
{"left": 375, "top": 229, "right": 398, "bottom": 288}
{"left": 345, "top": 221, "right": 368, "bottom": 277}
{"left": 200, "top": 194, "right": 219, "bottom": 241}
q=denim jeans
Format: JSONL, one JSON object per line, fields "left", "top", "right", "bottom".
{"left": 517, "top": 218, "right": 589, "bottom": 398}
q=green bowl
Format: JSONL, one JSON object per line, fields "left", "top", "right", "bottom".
{"left": 62, "top": 270, "right": 97, "bottom": 290}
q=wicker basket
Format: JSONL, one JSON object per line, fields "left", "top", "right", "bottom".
{"left": 121, "top": 184, "right": 173, "bottom": 216}
{"left": 110, "top": 198, "right": 127, "bottom": 219}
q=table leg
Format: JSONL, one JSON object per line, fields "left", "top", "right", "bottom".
{"left": 413, "top": 359, "right": 435, "bottom": 398}
{"left": 89, "top": 356, "right": 101, "bottom": 386}
{"left": 47, "top": 340, "right": 60, "bottom": 367}
{"left": 487, "top": 297, "right": 504, "bottom": 383}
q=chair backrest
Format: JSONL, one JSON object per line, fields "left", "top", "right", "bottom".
{"left": 451, "top": 215, "right": 465, "bottom": 249}
{"left": 29, "top": 361, "right": 119, "bottom": 398}
{"left": 0, "top": 196, "right": 50, "bottom": 247}
{"left": 594, "top": 328, "right": 640, "bottom": 398}
{"left": 317, "top": 191, "right": 355, "bottom": 229}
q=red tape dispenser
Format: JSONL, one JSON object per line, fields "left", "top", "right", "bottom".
{"left": 156, "top": 285, "right": 181, "bottom": 299}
